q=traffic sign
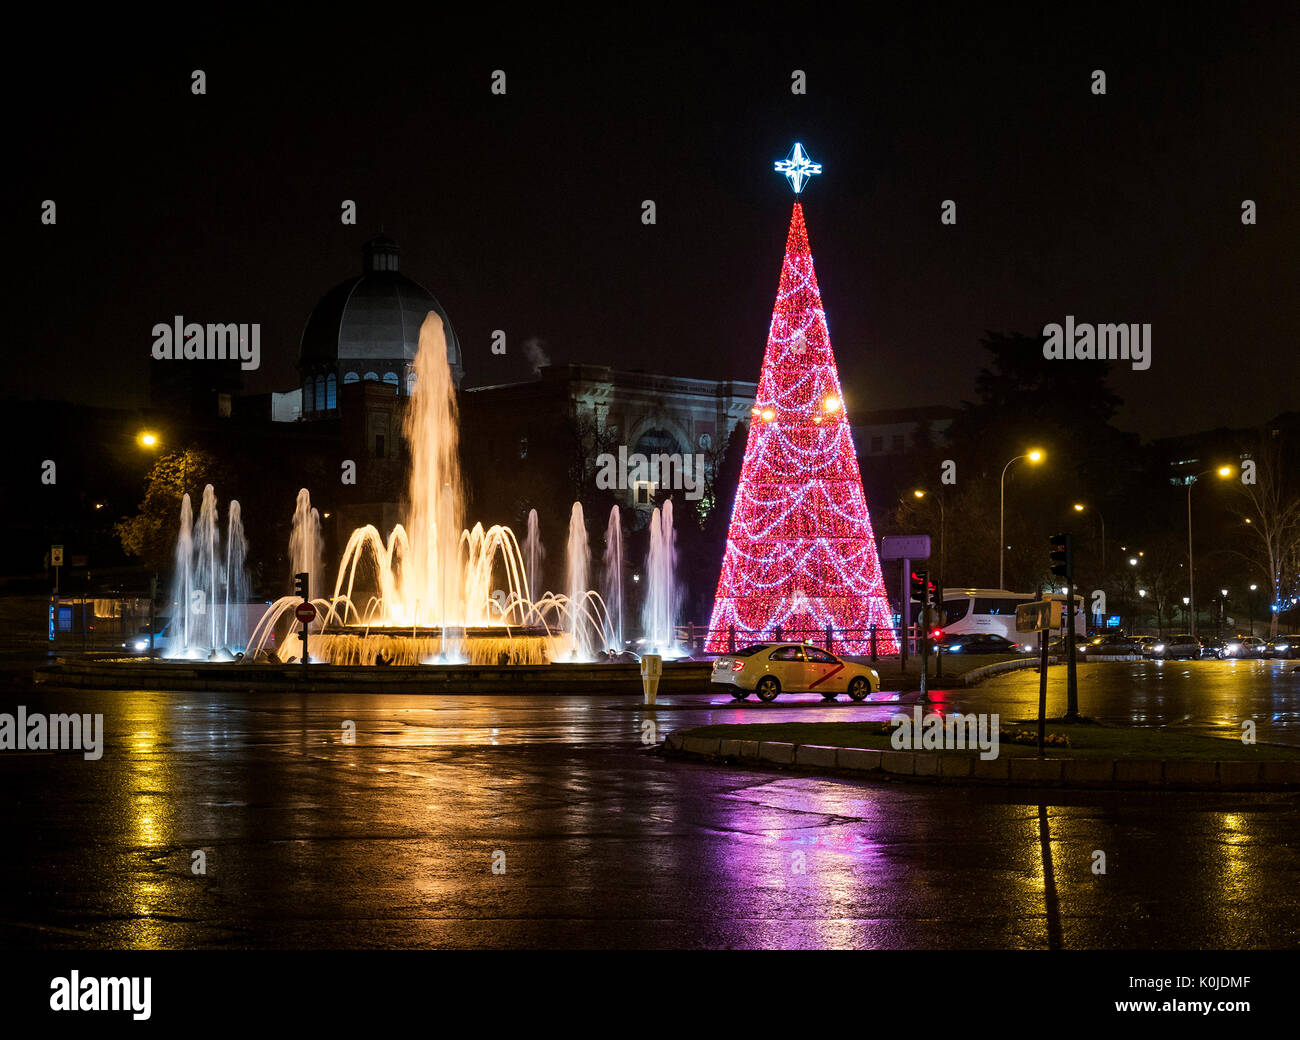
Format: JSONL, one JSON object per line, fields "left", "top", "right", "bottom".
{"left": 51, "top": 545, "right": 64, "bottom": 566}
{"left": 1016, "top": 600, "right": 1062, "bottom": 633}
{"left": 294, "top": 603, "right": 317, "bottom": 624}
{"left": 880, "top": 534, "right": 930, "bottom": 560}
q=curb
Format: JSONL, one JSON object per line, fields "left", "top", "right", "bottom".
{"left": 663, "top": 731, "right": 1300, "bottom": 790}
{"left": 33, "top": 658, "right": 714, "bottom": 695}
{"left": 962, "top": 657, "right": 1050, "bottom": 686}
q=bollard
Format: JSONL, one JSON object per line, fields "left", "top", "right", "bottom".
{"left": 641, "top": 653, "right": 663, "bottom": 705}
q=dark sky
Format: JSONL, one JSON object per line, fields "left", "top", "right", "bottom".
{"left": 10, "top": 6, "right": 1298, "bottom": 438}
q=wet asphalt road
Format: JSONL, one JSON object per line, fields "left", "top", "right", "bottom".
{"left": 2, "top": 658, "right": 1298, "bottom": 949}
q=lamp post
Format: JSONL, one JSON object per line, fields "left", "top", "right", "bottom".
{"left": 1185, "top": 465, "right": 1234, "bottom": 638}
{"left": 912, "top": 489, "right": 946, "bottom": 593}
{"left": 1072, "top": 502, "right": 1106, "bottom": 577}
{"left": 1249, "top": 583, "right": 1258, "bottom": 636}
{"left": 999, "top": 449, "right": 1044, "bottom": 590}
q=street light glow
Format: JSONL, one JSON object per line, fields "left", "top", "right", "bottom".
{"left": 1073, "top": 503, "right": 1085, "bottom": 512}
{"left": 137, "top": 431, "right": 159, "bottom": 448}
{"left": 914, "top": 489, "right": 925, "bottom": 499}
{"left": 1217, "top": 465, "right": 1232, "bottom": 477}
{"left": 1028, "top": 449, "right": 1044, "bottom": 463}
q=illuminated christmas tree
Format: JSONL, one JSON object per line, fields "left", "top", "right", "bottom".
{"left": 706, "top": 144, "right": 899, "bottom": 655}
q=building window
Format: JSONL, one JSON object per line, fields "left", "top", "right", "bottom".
{"left": 344, "top": 372, "right": 360, "bottom": 385}
{"left": 364, "top": 372, "right": 379, "bottom": 382}
{"left": 406, "top": 371, "right": 417, "bottom": 395}
{"left": 383, "top": 371, "right": 399, "bottom": 390}
{"left": 326, "top": 373, "right": 337, "bottom": 410}
{"left": 891, "top": 434, "right": 904, "bottom": 451}
{"left": 634, "top": 481, "right": 656, "bottom": 507}
{"left": 314, "top": 376, "right": 325, "bottom": 412}
{"left": 375, "top": 434, "right": 385, "bottom": 458}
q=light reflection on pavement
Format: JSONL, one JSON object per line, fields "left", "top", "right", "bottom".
{"left": 0, "top": 659, "right": 1296, "bottom": 949}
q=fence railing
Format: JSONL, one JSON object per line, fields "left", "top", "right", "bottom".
{"left": 675, "top": 622, "right": 930, "bottom": 659}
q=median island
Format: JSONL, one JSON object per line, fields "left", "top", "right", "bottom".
{"left": 664, "top": 719, "right": 1300, "bottom": 789}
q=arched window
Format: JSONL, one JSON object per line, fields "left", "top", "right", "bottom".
{"left": 363, "top": 371, "right": 379, "bottom": 382}
{"left": 326, "top": 373, "right": 337, "bottom": 410}
{"left": 383, "top": 371, "right": 399, "bottom": 390}
{"left": 314, "top": 376, "right": 325, "bottom": 412}
{"left": 343, "top": 371, "right": 360, "bottom": 384}
{"left": 406, "top": 371, "right": 417, "bottom": 395}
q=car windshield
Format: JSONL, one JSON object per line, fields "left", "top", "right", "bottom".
{"left": 732, "top": 645, "right": 768, "bottom": 657}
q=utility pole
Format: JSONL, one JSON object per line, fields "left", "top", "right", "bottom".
{"left": 1050, "top": 533, "right": 1079, "bottom": 721}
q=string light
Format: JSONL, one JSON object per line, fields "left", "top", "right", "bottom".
{"left": 707, "top": 199, "right": 898, "bottom": 655}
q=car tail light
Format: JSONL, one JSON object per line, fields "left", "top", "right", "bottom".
{"left": 930, "top": 628, "right": 943, "bottom": 640}
{"left": 731, "top": 660, "right": 745, "bottom": 672}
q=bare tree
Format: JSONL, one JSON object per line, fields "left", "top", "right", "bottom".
{"left": 1229, "top": 432, "right": 1300, "bottom": 636}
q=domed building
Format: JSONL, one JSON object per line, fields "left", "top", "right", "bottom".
{"left": 297, "top": 234, "right": 463, "bottom": 417}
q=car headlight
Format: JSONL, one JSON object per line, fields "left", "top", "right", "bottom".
{"left": 1153, "top": 643, "right": 1165, "bottom": 652}
{"left": 133, "top": 640, "right": 148, "bottom": 650}
{"left": 1277, "top": 644, "right": 1290, "bottom": 652}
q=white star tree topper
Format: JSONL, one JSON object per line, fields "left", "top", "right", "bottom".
{"left": 774, "top": 142, "right": 822, "bottom": 194}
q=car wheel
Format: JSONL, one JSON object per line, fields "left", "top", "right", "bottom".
{"left": 820, "top": 691, "right": 838, "bottom": 701}
{"left": 755, "top": 676, "right": 780, "bottom": 702}
{"left": 731, "top": 689, "right": 749, "bottom": 701}
{"left": 848, "top": 676, "right": 870, "bottom": 701}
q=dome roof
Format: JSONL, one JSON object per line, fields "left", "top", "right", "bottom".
{"left": 299, "top": 235, "right": 463, "bottom": 382}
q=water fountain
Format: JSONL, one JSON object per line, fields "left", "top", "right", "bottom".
{"left": 245, "top": 313, "right": 617, "bottom": 665}
{"left": 602, "top": 505, "right": 624, "bottom": 652}
{"left": 164, "top": 485, "right": 250, "bottom": 660}
{"left": 288, "top": 488, "right": 323, "bottom": 600}
{"left": 642, "top": 499, "right": 680, "bottom": 657}
{"left": 524, "top": 508, "right": 544, "bottom": 601}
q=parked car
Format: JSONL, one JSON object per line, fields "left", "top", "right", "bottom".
{"left": 934, "top": 633, "right": 1026, "bottom": 655}
{"left": 1146, "top": 634, "right": 1201, "bottom": 660}
{"left": 1266, "top": 635, "right": 1300, "bottom": 659}
{"left": 1220, "top": 636, "right": 1268, "bottom": 659}
{"left": 1079, "top": 633, "right": 1143, "bottom": 656}
{"left": 710, "top": 643, "right": 880, "bottom": 702}
{"left": 1198, "top": 637, "right": 1226, "bottom": 659}
{"left": 1133, "top": 636, "right": 1158, "bottom": 654}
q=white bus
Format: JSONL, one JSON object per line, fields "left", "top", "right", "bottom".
{"left": 932, "top": 588, "right": 1087, "bottom": 642}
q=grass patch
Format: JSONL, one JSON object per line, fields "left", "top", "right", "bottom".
{"left": 681, "top": 719, "right": 1300, "bottom": 761}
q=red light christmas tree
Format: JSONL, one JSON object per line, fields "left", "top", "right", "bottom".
{"left": 707, "top": 145, "right": 899, "bottom": 655}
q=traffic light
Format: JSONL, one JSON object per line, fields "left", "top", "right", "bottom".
{"left": 1048, "top": 533, "right": 1073, "bottom": 581}
{"left": 910, "top": 569, "right": 930, "bottom": 606}
{"left": 294, "top": 572, "right": 309, "bottom": 600}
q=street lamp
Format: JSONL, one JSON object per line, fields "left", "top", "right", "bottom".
{"left": 912, "top": 488, "right": 946, "bottom": 594}
{"left": 137, "top": 431, "right": 159, "bottom": 449}
{"left": 1249, "top": 584, "right": 1258, "bottom": 635}
{"left": 999, "top": 449, "right": 1044, "bottom": 590}
{"left": 1185, "top": 464, "right": 1234, "bottom": 637}
{"left": 1072, "top": 502, "right": 1106, "bottom": 575}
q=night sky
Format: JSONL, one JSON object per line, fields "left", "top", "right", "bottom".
{"left": 10, "top": 7, "right": 1298, "bottom": 438}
